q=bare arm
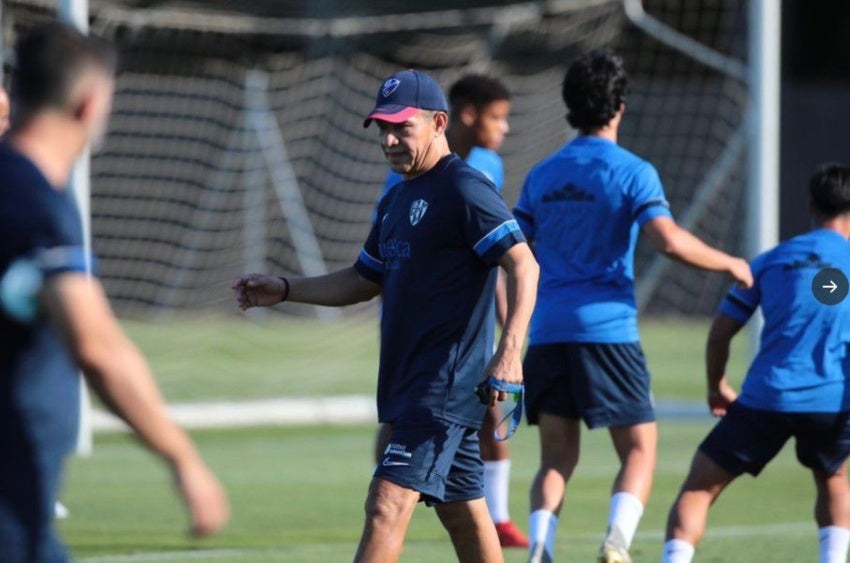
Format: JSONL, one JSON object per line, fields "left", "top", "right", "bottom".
{"left": 642, "top": 216, "right": 753, "bottom": 288}
{"left": 42, "top": 274, "right": 228, "bottom": 537}
{"left": 232, "top": 266, "right": 381, "bottom": 310}
{"left": 494, "top": 268, "right": 508, "bottom": 328}
{"left": 705, "top": 312, "right": 745, "bottom": 416}
{"left": 483, "top": 242, "right": 539, "bottom": 403}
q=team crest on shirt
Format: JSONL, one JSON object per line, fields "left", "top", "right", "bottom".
{"left": 409, "top": 199, "right": 429, "bottom": 226}
{"left": 382, "top": 78, "right": 400, "bottom": 97}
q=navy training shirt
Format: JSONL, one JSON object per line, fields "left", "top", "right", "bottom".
{"left": 355, "top": 153, "right": 525, "bottom": 428}
{"left": 0, "top": 143, "right": 87, "bottom": 483}
{"left": 720, "top": 229, "right": 850, "bottom": 412}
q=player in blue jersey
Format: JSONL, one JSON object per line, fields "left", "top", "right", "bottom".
{"left": 662, "top": 163, "right": 850, "bottom": 563}
{"left": 0, "top": 23, "right": 228, "bottom": 562}
{"left": 372, "top": 74, "right": 530, "bottom": 548}
{"left": 513, "top": 51, "right": 753, "bottom": 563}
{"left": 233, "top": 69, "right": 538, "bottom": 563}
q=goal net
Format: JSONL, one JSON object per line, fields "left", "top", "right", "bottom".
{"left": 2, "top": 0, "right": 749, "bottom": 419}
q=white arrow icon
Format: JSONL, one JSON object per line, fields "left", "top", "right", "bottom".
{"left": 822, "top": 280, "right": 838, "bottom": 293}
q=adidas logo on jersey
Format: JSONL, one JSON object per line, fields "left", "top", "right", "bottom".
{"left": 543, "top": 182, "right": 596, "bottom": 203}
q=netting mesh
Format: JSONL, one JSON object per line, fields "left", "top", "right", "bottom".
{"left": 2, "top": 0, "right": 749, "bottom": 321}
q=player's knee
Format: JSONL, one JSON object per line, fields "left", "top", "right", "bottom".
{"left": 364, "top": 481, "right": 410, "bottom": 522}
{"left": 540, "top": 447, "right": 579, "bottom": 477}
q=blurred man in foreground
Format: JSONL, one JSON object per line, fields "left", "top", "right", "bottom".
{"left": 0, "top": 22, "right": 228, "bottom": 562}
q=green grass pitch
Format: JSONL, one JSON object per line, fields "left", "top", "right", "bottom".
{"left": 60, "top": 318, "right": 817, "bottom": 561}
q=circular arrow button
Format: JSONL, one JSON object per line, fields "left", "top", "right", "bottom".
{"left": 812, "top": 268, "right": 849, "bottom": 306}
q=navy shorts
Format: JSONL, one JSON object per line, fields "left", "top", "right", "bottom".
{"left": 523, "top": 342, "right": 655, "bottom": 429}
{"left": 699, "top": 401, "right": 850, "bottom": 476}
{"left": 374, "top": 418, "right": 484, "bottom": 505}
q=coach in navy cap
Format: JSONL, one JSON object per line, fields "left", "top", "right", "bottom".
{"left": 363, "top": 69, "right": 449, "bottom": 128}
{"left": 233, "top": 67, "right": 538, "bottom": 563}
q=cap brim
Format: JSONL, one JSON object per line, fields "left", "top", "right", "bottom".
{"left": 362, "top": 105, "right": 419, "bottom": 128}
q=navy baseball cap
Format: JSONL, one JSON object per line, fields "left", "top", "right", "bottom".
{"left": 363, "top": 69, "right": 449, "bottom": 128}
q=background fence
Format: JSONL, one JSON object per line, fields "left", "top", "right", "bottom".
{"left": 2, "top": 0, "right": 750, "bottom": 319}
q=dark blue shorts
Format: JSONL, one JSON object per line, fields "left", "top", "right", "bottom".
{"left": 373, "top": 418, "right": 484, "bottom": 505}
{"left": 699, "top": 401, "right": 850, "bottom": 476}
{"left": 523, "top": 342, "right": 655, "bottom": 429}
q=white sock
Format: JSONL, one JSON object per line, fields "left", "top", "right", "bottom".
{"left": 529, "top": 509, "right": 558, "bottom": 559}
{"left": 662, "top": 539, "right": 695, "bottom": 563}
{"left": 483, "top": 459, "right": 511, "bottom": 523}
{"left": 607, "top": 492, "right": 644, "bottom": 547}
{"left": 819, "top": 526, "right": 850, "bottom": 563}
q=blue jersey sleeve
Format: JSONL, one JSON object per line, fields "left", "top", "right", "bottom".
{"left": 719, "top": 254, "right": 765, "bottom": 323}
{"left": 630, "top": 162, "right": 672, "bottom": 227}
{"left": 39, "top": 246, "right": 92, "bottom": 277}
{"left": 465, "top": 148, "right": 504, "bottom": 193}
{"left": 512, "top": 173, "right": 535, "bottom": 241}
{"left": 460, "top": 178, "right": 525, "bottom": 266}
{"left": 38, "top": 192, "right": 91, "bottom": 278}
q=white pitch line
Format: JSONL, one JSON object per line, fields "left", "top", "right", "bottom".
{"left": 78, "top": 521, "right": 813, "bottom": 562}
{"left": 90, "top": 398, "right": 710, "bottom": 433}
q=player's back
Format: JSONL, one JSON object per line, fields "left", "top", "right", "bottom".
{"left": 514, "top": 136, "right": 669, "bottom": 343}
{"left": 737, "top": 229, "right": 850, "bottom": 412}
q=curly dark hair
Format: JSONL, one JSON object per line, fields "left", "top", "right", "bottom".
{"left": 562, "top": 50, "right": 629, "bottom": 133}
{"left": 809, "top": 163, "right": 850, "bottom": 219}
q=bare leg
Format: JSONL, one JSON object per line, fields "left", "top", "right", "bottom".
{"left": 480, "top": 406, "right": 509, "bottom": 461}
{"left": 480, "top": 404, "right": 528, "bottom": 546}
{"left": 608, "top": 421, "right": 657, "bottom": 504}
{"left": 813, "top": 462, "right": 850, "bottom": 528}
{"left": 353, "top": 477, "right": 420, "bottom": 563}
{"left": 435, "top": 497, "right": 504, "bottom": 563}
{"left": 665, "top": 451, "right": 735, "bottom": 545}
{"left": 813, "top": 463, "right": 850, "bottom": 563}
{"left": 529, "top": 413, "right": 581, "bottom": 514}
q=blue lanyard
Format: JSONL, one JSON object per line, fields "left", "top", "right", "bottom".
{"left": 475, "top": 377, "right": 524, "bottom": 441}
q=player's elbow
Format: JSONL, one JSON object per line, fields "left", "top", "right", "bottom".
{"left": 645, "top": 218, "right": 685, "bottom": 258}
{"left": 656, "top": 231, "right": 688, "bottom": 259}
{"left": 706, "top": 317, "right": 736, "bottom": 348}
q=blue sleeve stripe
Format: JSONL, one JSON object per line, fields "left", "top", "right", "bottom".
{"left": 473, "top": 220, "right": 522, "bottom": 257}
{"left": 726, "top": 292, "right": 756, "bottom": 313}
{"left": 719, "top": 293, "right": 756, "bottom": 323}
{"left": 357, "top": 249, "right": 383, "bottom": 273}
{"left": 39, "top": 246, "right": 94, "bottom": 276}
{"left": 633, "top": 199, "right": 669, "bottom": 219}
{"left": 633, "top": 199, "right": 673, "bottom": 225}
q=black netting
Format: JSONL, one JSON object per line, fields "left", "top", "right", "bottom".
{"left": 2, "top": 0, "right": 749, "bottom": 317}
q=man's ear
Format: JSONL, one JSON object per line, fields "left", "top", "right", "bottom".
{"left": 458, "top": 104, "right": 477, "bottom": 127}
{"left": 433, "top": 111, "right": 449, "bottom": 135}
{"left": 71, "top": 89, "right": 95, "bottom": 124}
